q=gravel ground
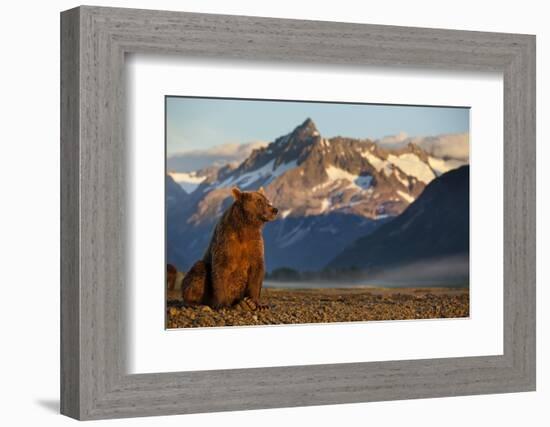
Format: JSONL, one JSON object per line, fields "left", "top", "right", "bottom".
{"left": 166, "top": 287, "right": 469, "bottom": 329}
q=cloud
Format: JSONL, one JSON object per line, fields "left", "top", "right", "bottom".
{"left": 167, "top": 141, "right": 268, "bottom": 172}
{"left": 377, "top": 132, "right": 469, "bottom": 161}
{"left": 378, "top": 131, "right": 409, "bottom": 146}
{"left": 168, "top": 132, "right": 469, "bottom": 173}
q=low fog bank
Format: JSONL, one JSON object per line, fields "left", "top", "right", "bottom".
{"left": 264, "top": 254, "right": 469, "bottom": 289}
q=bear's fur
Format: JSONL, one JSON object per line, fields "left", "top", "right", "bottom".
{"left": 180, "top": 187, "right": 278, "bottom": 309}
{"left": 166, "top": 263, "right": 185, "bottom": 292}
{"left": 166, "top": 263, "right": 177, "bottom": 291}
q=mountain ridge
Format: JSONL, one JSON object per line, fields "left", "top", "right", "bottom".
{"left": 166, "top": 118, "right": 469, "bottom": 273}
{"left": 327, "top": 165, "right": 470, "bottom": 279}
{"left": 184, "top": 118, "right": 465, "bottom": 222}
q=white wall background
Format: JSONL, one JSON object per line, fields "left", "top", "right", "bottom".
{"left": 0, "top": 0, "right": 546, "bottom": 425}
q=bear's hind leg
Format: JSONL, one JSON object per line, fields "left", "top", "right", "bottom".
{"left": 211, "top": 268, "right": 247, "bottom": 308}
{"left": 181, "top": 261, "right": 209, "bottom": 306}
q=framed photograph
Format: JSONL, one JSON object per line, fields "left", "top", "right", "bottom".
{"left": 165, "top": 97, "right": 471, "bottom": 329}
{"left": 61, "top": 6, "right": 536, "bottom": 420}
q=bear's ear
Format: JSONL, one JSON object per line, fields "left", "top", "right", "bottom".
{"left": 231, "top": 187, "right": 243, "bottom": 201}
{"left": 258, "top": 186, "right": 265, "bottom": 195}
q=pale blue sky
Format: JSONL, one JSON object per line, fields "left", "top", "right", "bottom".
{"left": 166, "top": 96, "right": 469, "bottom": 155}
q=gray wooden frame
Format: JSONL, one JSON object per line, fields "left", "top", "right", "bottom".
{"left": 60, "top": 5, "right": 536, "bottom": 420}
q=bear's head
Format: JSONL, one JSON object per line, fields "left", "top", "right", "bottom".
{"left": 231, "top": 186, "right": 278, "bottom": 223}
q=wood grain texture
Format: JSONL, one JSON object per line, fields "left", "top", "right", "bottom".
{"left": 60, "top": 7, "right": 80, "bottom": 419}
{"left": 60, "top": 5, "right": 536, "bottom": 420}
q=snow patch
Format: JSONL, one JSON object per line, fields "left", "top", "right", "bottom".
{"left": 397, "top": 190, "right": 415, "bottom": 203}
{"left": 325, "top": 165, "right": 373, "bottom": 190}
{"left": 312, "top": 181, "right": 332, "bottom": 192}
{"left": 364, "top": 150, "right": 440, "bottom": 183}
{"left": 217, "top": 161, "right": 271, "bottom": 188}
{"left": 217, "top": 159, "right": 297, "bottom": 189}
{"left": 169, "top": 172, "right": 206, "bottom": 194}
{"left": 387, "top": 153, "right": 436, "bottom": 183}
{"left": 280, "top": 209, "right": 292, "bottom": 219}
{"left": 319, "top": 198, "right": 331, "bottom": 213}
{"left": 273, "top": 159, "right": 298, "bottom": 177}
{"left": 428, "top": 156, "right": 466, "bottom": 176}
{"left": 394, "top": 171, "right": 409, "bottom": 188}
{"left": 361, "top": 150, "right": 393, "bottom": 176}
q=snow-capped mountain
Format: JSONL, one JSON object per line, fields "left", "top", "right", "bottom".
{"left": 168, "top": 171, "right": 207, "bottom": 194}
{"left": 186, "top": 118, "right": 465, "bottom": 223}
{"left": 327, "top": 165, "right": 470, "bottom": 283}
{"left": 377, "top": 132, "right": 469, "bottom": 162}
{"left": 167, "top": 118, "right": 468, "bottom": 272}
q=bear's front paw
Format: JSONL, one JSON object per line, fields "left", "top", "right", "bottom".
{"left": 256, "top": 302, "right": 270, "bottom": 311}
{"left": 239, "top": 297, "right": 270, "bottom": 312}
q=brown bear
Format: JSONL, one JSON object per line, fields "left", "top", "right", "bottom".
{"left": 166, "top": 263, "right": 185, "bottom": 293}
{"left": 166, "top": 263, "right": 177, "bottom": 291}
{"left": 181, "top": 186, "right": 278, "bottom": 310}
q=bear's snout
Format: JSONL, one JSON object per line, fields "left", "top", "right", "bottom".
{"left": 261, "top": 205, "right": 278, "bottom": 222}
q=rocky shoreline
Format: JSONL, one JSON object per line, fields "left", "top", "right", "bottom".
{"left": 166, "top": 287, "right": 469, "bottom": 329}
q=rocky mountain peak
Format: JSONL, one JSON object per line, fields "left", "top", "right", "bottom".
{"left": 167, "top": 120, "right": 470, "bottom": 273}
{"left": 292, "top": 117, "right": 320, "bottom": 139}
{"left": 173, "top": 118, "right": 467, "bottom": 223}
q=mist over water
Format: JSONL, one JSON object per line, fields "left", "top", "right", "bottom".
{"left": 264, "top": 255, "right": 469, "bottom": 289}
